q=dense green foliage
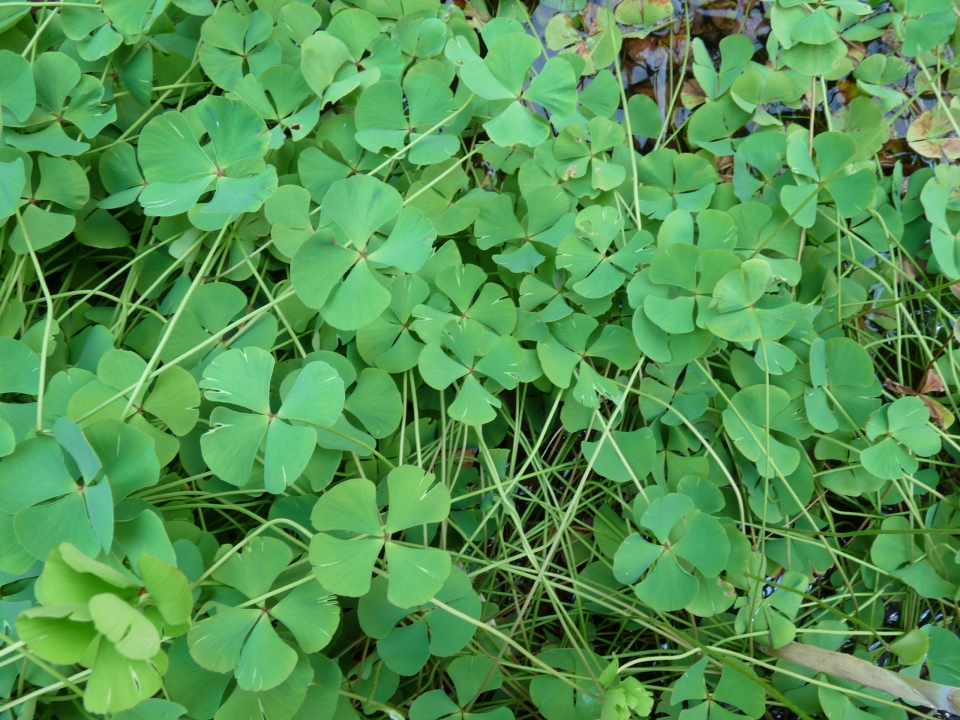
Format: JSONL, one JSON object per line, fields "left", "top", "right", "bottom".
{"left": 1, "top": 0, "right": 960, "bottom": 719}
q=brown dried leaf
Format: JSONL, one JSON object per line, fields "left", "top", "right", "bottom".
{"left": 681, "top": 78, "right": 706, "bottom": 109}
{"left": 883, "top": 378, "right": 917, "bottom": 396}
{"left": 906, "top": 107, "right": 960, "bottom": 160}
{"left": 920, "top": 369, "right": 946, "bottom": 394}
{"left": 921, "top": 396, "right": 954, "bottom": 430}
{"left": 898, "top": 256, "right": 918, "bottom": 280}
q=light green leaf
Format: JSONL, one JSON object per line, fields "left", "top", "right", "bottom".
{"left": 140, "top": 552, "right": 194, "bottom": 627}
{"left": 84, "top": 640, "right": 164, "bottom": 714}
{"left": 264, "top": 419, "right": 316, "bottom": 493}
{"left": 213, "top": 536, "right": 293, "bottom": 600}
{"left": 89, "top": 593, "right": 162, "bottom": 660}
{"left": 0, "top": 158, "right": 26, "bottom": 220}
{"left": 384, "top": 466, "right": 451, "bottom": 533}
{"left": 0, "top": 338, "right": 41, "bottom": 394}
{"left": 270, "top": 580, "right": 340, "bottom": 653}
{"left": 188, "top": 606, "right": 260, "bottom": 673}
{"left": 235, "top": 614, "right": 298, "bottom": 692}
{"left": 201, "top": 347, "right": 274, "bottom": 414}
{"left": 344, "top": 368, "right": 402, "bottom": 438}
{"left": 310, "top": 477, "right": 382, "bottom": 536}
{"left": 201, "top": 407, "right": 269, "bottom": 487}
{"left": 309, "top": 534, "right": 384, "bottom": 597}
{"left": 385, "top": 543, "right": 451, "bottom": 608}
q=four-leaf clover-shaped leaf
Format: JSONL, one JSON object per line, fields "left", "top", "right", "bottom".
{"left": 229, "top": 66, "right": 321, "bottom": 149}
{"left": 64, "top": 349, "right": 200, "bottom": 444}
{"left": 137, "top": 96, "right": 276, "bottom": 217}
{"left": 199, "top": 7, "right": 281, "bottom": 92}
{"left": 301, "top": 8, "right": 385, "bottom": 108}
{"left": 445, "top": 18, "right": 577, "bottom": 148}
{"left": 412, "top": 263, "right": 518, "bottom": 344}
{"left": 722, "top": 384, "right": 809, "bottom": 479}
{"left": 733, "top": 570, "right": 808, "bottom": 648}
{"left": 870, "top": 516, "right": 957, "bottom": 598}
{"left": 628, "top": 216, "right": 741, "bottom": 364}
{"left": 861, "top": 396, "right": 942, "bottom": 479}
{"left": 291, "top": 175, "right": 437, "bottom": 330}
{"left": 780, "top": 131, "right": 878, "bottom": 227}
{"left": 200, "top": 347, "right": 345, "bottom": 492}
{"left": 355, "top": 77, "right": 460, "bottom": 165}
{"left": 557, "top": 205, "right": 649, "bottom": 299}
{"left": 804, "top": 336, "right": 881, "bottom": 434}
{"left": 613, "top": 492, "right": 731, "bottom": 612}
{"left": 309, "top": 465, "right": 451, "bottom": 607}
{"left": 635, "top": 149, "right": 718, "bottom": 219}
{"left": 0, "top": 420, "right": 158, "bottom": 561}
{"left": 5, "top": 152, "right": 88, "bottom": 254}
{"left": 554, "top": 117, "right": 628, "bottom": 194}
{"left": 474, "top": 185, "right": 576, "bottom": 274}
{"left": 530, "top": 648, "right": 607, "bottom": 720}
{"left": 418, "top": 318, "right": 523, "bottom": 425}
{"left": 537, "top": 314, "right": 639, "bottom": 409}
{"left": 356, "top": 274, "right": 430, "bottom": 373}
{"left": 706, "top": 258, "right": 800, "bottom": 344}
{"left": 668, "top": 658, "right": 765, "bottom": 720}
{"left": 7, "top": 52, "right": 115, "bottom": 156}
{"left": 188, "top": 537, "right": 340, "bottom": 692}
{"left": 358, "top": 568, "right": 482, "bottom": 676}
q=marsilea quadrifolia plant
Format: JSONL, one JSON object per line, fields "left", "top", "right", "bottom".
{"left": 1, "top": 0, "right": 960, "bottom": 718}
